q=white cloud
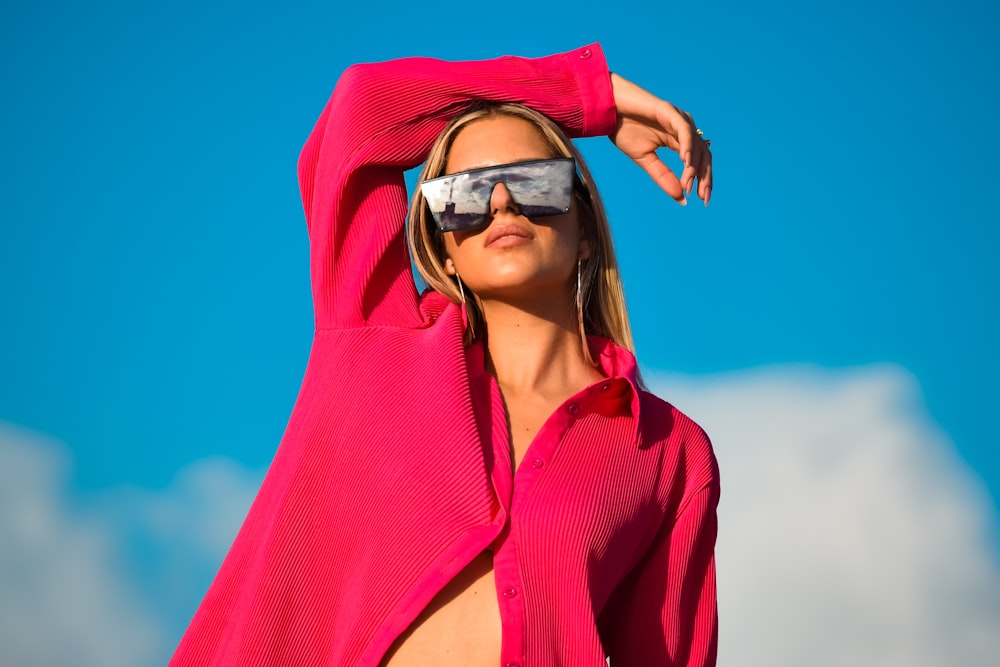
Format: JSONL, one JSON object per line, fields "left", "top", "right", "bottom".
{"left": 2, "top": 363, "right": 998, "bottom": 667}
{"left": 648, "top": 364, "right": 1000, "bottom": 667}
{"left": 98, "top": 454, "right": 264, "bottom": 645}
{"left": 0, "top": 423, "right": 163, "bottom": 667}
{"left": 0, "top": 422, "right": 262, "bottom": 667}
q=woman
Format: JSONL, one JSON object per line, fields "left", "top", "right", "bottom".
{"left": 171, "top": 44, "right": 718, "bottom": 667}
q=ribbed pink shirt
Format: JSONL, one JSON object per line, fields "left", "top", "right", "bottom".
{"left": 170, "top": 44, "right": 719, "bottom": 667}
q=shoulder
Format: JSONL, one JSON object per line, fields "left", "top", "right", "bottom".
{"left": 418, "top": 288, "right": 454, "bottom": 321}
{"left": 637, "top": 389, "right": 713, "bottom": 453}
{"left": 637, "top": 389, "right": 719, "bottom": 499}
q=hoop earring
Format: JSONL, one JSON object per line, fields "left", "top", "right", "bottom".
{"left": 577, "top": 258, "right": 595, "bottom": 366}
{"left": 455, "top": 270, "right": 472, "bottom": 337}
{"left": 456, "top": 272, "right": 466, "bottom": 305}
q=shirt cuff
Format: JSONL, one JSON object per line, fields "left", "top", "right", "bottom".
{"left": 567, "top": 43, "right": 617, "bottom": 138}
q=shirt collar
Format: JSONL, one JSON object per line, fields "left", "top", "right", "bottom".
{"left": 465, "top": 335, "right": 643, "bottom": 447}
{"left": 587, "top": 336, "right": 644, "bottom": 447}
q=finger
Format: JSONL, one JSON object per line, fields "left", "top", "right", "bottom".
{"left": 687, "top": 138, "right": 709, "bottom": 196}
{"left": 682, "top": 112, "right": 709, "bottom": 196}
{"left": 679, "top": 159, "right": 697, "bottom": 199}
{"left": 635, "top": 153, "right": 686, "bottom": 204}
{"left": 675, "top": 114, "right": 695, "bottom": 169}
{"left": 698, "top": 157, "right": 713, "bottom": 205}
{"left": 699, "top": 137, "right": 713, "bottom": 190}
{"left": 680, "top": 137, "right": 703, "bottom": 197}
{"left": 655, "top": 104, "right": 693, "bottom": 162}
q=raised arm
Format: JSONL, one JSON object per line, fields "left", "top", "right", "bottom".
{"left": 297, "top": 46, "right": 617, "bottom": 329}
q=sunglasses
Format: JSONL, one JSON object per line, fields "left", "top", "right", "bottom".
{"left": 420, "top": 158, "right": 578, "bottom": 232}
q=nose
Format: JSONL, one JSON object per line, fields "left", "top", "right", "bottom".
{"left": 489, "top": 182, "right": 520, "bottom": 218}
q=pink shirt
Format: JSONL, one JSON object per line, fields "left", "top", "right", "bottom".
{"left": 170, "top": 44, "right": 719, "bottom": 667}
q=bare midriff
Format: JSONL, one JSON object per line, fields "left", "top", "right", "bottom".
{"left": 380, "top": 549, "right": 501, "bottom": 667}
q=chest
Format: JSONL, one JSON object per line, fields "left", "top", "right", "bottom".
{"left": 487, "top": 382, "right": 662, "bottom": 556}
{"left": 504, "top": 393, "right": 564, "bottom": 470}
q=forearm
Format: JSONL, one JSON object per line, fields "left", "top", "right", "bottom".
{"left": 298, "top": 45, "right": 617, "bottom": 329}
{"left": 300, "top": 44, "right": 617, "bottom": 195}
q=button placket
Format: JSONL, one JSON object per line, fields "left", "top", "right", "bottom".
{"left": 511, "top": 403, "right": 573, "bottom": 511}
{"left": 493, "top": 518, "right": 525, "bottom": 661}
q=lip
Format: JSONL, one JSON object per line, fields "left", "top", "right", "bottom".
{"left": 485, "top": 224, "right": 534, "bottom": 248}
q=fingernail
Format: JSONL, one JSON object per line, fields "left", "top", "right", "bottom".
{"left": 679, "top": 196, "right": 688, "bottom": 206}
{"left": 704, "top": 189, "right": 712, "bottom": 207}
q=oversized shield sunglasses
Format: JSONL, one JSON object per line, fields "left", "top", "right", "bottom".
{"left": 420, "top": 158, "right": 578, "bottom": 232}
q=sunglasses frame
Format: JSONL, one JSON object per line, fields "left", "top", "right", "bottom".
{"left": 420, "top": 158, "right": 578, "bottom": 232}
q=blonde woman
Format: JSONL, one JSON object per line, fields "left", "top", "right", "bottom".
{"left": 172, "top": 44, "right": 718, "bottom": 667}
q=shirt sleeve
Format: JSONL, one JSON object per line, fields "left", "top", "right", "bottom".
{"left": 297, "top": 45, "right": 618, "bottom": 330}
{"left": 602, "top": 450, "right": 721, "bottom": 666}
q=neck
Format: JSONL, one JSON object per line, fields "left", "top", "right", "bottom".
{"left": 479, "top": 295, "right": 600, "bottom": 397}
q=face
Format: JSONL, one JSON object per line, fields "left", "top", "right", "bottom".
{"left": 440, "top": 115, "right": 589, "bottom": 303}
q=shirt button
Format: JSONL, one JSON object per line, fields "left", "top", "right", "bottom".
{"left": 503, "top": 587, "right": 518, "bottom": 598}
{"left": 506, "top": 663, "right": 521, "bottom": 667}
{"left": 531, "top": 459, "right": 544, "bottom": 469}
{"left": 580, "top": 48, "right": 592, "bottom": 59}
{"left": 567, "top": 402, "right": 579, "bottom": 416}
{"left": 600, "top": 381, "right": 612, "bottom": 392}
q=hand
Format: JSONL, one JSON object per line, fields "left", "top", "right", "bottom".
{"left": 609, "top": 73, "right": 713, "bottom": 206}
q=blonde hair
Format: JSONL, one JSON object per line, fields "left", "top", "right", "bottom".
{"left": 408, "top": 103, "right": 637, "bottom": 357}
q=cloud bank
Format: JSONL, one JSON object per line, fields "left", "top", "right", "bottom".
{"left": 1, "top": 363, "right": 998, "bottom": 666}
{"left": 0, "top": 423, "right": 262, "bottom": 667}
{"left": 0, "top": 424, "right": 163, "bottom": 667}
{"left": 649, "top": 364, "right": 1000, "bottom": 667}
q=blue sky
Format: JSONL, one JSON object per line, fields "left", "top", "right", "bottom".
{"left": 1, "top": 1, "right": 999, "bottom": 665}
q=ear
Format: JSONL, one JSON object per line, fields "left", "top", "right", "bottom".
{"left": 578, "top": 238, "right": 592, "bottom": 262}
{"left": 444, "top": 257, "right": 457, "bottom": 276}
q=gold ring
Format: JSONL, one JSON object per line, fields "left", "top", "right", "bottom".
{"left": 696, "top": 128, "right": 711, "bottom": 148}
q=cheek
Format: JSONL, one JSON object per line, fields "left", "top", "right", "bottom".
{"left": 441, "top": 232, "right": 458, "bottom": 260}
{"left": 442, "top": 229, "right": 478, "bottom": 259}
{"left": 441, "top": 231, "right": 468, "bottom": 275}
{"left": 554, "top": 214, "right": 586, "bottom": 255}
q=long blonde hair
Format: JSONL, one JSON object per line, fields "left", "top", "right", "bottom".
{"left": 408, "top": 103, "right": 637, "bottom": 357}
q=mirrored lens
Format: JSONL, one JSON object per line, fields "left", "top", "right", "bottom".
{"left": 421, "top": 158, "right": 576, "bottom": 232}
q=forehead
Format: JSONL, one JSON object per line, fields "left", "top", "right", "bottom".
{"left": 446, "top": 115, "right": 556, "bottom": 175}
